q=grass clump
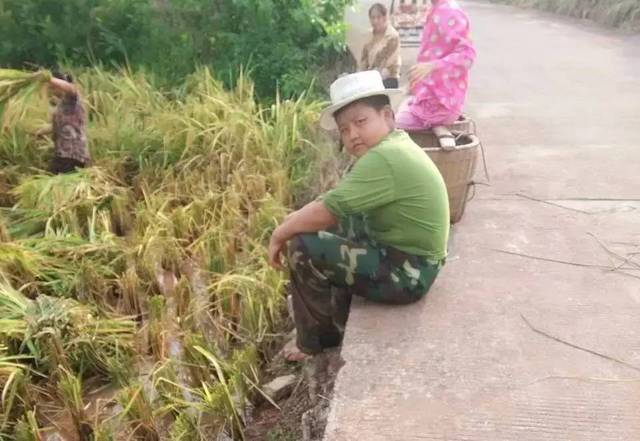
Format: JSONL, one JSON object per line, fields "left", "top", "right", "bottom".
{"left": 0, "top": 66, "right": 339, "bottom": 439}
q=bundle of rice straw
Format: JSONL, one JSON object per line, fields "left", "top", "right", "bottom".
{"left": 0, "top": 69, "right": 52, "bottom": 130}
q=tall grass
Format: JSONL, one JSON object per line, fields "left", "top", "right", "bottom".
{"left": 490, "top": 0, "right": 640, "bottom": 28}
{"left": 0, "top": 67, "right": 339, "bottom": 439}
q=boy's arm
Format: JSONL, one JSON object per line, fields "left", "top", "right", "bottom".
{"left": 268, "top": 201, "right": 337, "bottom": 269}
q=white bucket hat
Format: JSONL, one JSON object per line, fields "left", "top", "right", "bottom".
{"left": 319, "top": 70, "right": 405, "bottom": 131}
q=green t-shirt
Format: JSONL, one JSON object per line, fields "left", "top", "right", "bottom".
{"left": 323, "top": 130, "right": 449, "bottom": 261}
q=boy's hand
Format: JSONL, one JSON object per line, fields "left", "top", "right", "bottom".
{"left": 268, "top": 227, "right": 288, "bottom": 270}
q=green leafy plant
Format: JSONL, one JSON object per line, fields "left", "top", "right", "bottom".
{"left": 0, "top": 0, "right": 354, "bottom": 99}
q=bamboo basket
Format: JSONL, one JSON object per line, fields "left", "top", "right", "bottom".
{"left": 409, "top": 125, "right": 480, "bottom": 223}
{"left": 449, "top": 114, "right": 474, "bottom": 134}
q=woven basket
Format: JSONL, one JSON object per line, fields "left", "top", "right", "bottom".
{"left": 409, "top": 129, "right": 480, "bottom": 224}
{"left": 449, "top": 114, "right": 474, "bottom": 134}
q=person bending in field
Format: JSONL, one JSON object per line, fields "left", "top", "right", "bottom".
{"left": 37, "top": 72, "right": 91, "bottom": 174}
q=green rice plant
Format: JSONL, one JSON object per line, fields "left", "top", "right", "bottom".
{"left": 1, "top": 368, "right": 24, "bottom": 431}
{"left": 93, "top": 423, "right": 115, "bottom": 441}
{"left": 181, "top": 334, "right": 213, "bottom": 387}
{"left": 0, "top": 70, "right": 51, "bottom": 132}
{"left": 57, "top": 367, "right": 93, "bottom": 441}
{"left": 117, "top": 384, "right": 160, "bottom": 441}
{"left": 149, "top": 361, "right": 180, "bottom": 404}
{"left": 0, "top": 240, "right": 58, "bottom": 290}
{"left": 13, "top": 409, "right": 41, "bottom": 441}
{"left": 0, "top": 347, "right": 31, "bottom": 432}
{"left": 129, "top": 221, "right": 184, "bottom": 285}
{"left": 11, "top": 168, "right": 132, "bottom": 238}
{"left": 0, "top": 208, "right": 47, "bottom": 239}
{"left": 161, "top": 344, "right": 264, "bottom": 439}
{"left": 192, "top": 345, "right": 261, "bottom": 440}
{"left": 0, "top": 65, "right": 328, "bottom": 437}
{"left": 209, "top": 267, "right": 287, "bottom": 347}
{"left": 0, "top": 221, "right": 9, "bottom": 244}
{"left": 116, "top": 264, "right": 146, "bottom": 316}
{"left": 0, "top": 167, "right": 23, "bottom": 207}
{"left": 157, "top": 376, "right": 234, "bottom": 439}
{"left": 0, "top": 281, "right": 135, "bottom": 380}
{"left": 0, "top": 235, "right": 124, "bottom": 301}
{"left": 67, "top": 314, "right": 136, "bottom": 382}
{"left": 0, "top": 279, "right": 30, "bottom": 331}
{"left": 173, "top": 277, "right": 192, "bottom": 328}
{"left": 147, "top": 296, "right": 166, "bottom": 360}
{"left": 168, "top": 411, "right": 200, "bottom": 441}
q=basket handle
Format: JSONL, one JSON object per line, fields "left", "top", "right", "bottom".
{"left": 432, "top": 126, "right": 456, "bottom": 151}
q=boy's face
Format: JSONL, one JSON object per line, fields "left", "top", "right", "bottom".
{"left": 335, "top": 102, "right": 393, "bottom": 158}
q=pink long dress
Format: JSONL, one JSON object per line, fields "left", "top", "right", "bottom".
{"left": 396, "top": 0, "right": 476, "bottom": 130}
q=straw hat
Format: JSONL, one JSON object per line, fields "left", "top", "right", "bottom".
{"left": 319, "top": 71, "right": 404, "bottom": 131}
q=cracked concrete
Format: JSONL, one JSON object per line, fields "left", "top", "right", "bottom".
{"left": 325, "top": 1, "right": 640, "bottom": 440}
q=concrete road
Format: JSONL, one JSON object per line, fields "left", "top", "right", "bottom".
{"left": 325, "top": 2, "right": 640, "bottom": 440}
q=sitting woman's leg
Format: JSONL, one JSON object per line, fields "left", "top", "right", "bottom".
{"left": 395, "top": 95, "right": 460, "bottom": 131}
{"left": 383, "top": 78, "right": 399, "bottom": 89}
{"left": 395, "top": 99, "right": 429, "bottom": 130}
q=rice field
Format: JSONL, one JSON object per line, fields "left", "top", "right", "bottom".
{"left": 0, "top": 67, "right": 342, "bottom": 440}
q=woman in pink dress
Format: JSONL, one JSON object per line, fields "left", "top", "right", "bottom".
{"left": 396, "top": 0, "right": 476, "bottom": 130}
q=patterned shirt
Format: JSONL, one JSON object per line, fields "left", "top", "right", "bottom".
{"left": 52, "top": 91, "right": 90, "bottom": 164}
{"left": 412, "top": 0, "right": 476, "bottom": 115}
{"left": 360, "top": 25, "right": 402, "bottom": 80}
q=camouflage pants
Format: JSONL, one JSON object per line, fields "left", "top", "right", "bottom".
{"left": 287, "top": 216, "right": 443, "bottom": 354}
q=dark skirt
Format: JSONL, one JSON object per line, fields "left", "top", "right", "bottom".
{"left": 383, "top": 78, "right": 399, "bottom": 89}
{"left": 49, "top": 156, "right": 87, "bottom": 174}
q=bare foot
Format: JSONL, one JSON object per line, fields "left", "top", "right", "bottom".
{"left": 282, "top": 338, "right": 310, "bottom": 362}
